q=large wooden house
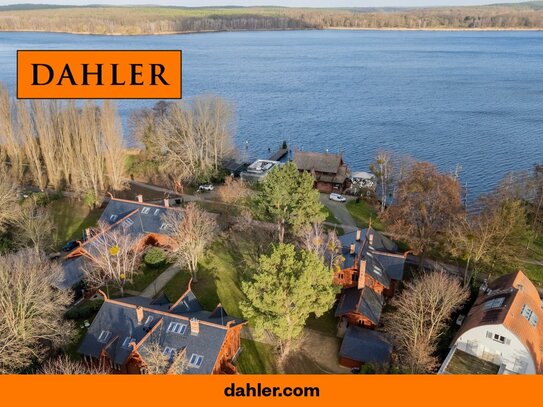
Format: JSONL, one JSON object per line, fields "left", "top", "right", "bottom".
{"left": 293, "top": 151, "right": 350, "bottom": 193}
{"left": 78, "top": 281, "right": 246, "bottom": 374}
{"left": 59, "top": 196, "right": 182, "bottom": 289}
{"left": 333, "top": 226, "right": 406, "bottom": 368}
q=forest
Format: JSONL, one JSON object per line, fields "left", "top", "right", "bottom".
{"left": 1, "top": 3, "right": 543, "bottom": 34}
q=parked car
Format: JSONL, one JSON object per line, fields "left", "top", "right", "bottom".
{"left": 329, "top": 193, "right": 347, "bottom": 202}
{"left": 63, "top": 240, "right": 79, "bottom": 252}
{"left": 198, "top": 183, "right": 214, "bottom": 192}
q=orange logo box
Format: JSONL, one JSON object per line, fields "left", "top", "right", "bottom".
{"left": 17, "top": 50, "right": 182, "bottom": 99}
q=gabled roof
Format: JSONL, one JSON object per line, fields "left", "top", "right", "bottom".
{"left": 78, "top": 287, "right": 245, "bottom": 374}
{"left": 57, "top": 198, "right": 182, "bottom": 289}
{"left": 453, "top": 271, "right": 543, "bottom": 373}
{"left": 339, "top": 227, "right": 405, "bottom": 283}
{"left": 335, "top": 286, "right": 384, "bottom": 326}
{"left": 293, "top": 151, "right": 344, "bottom": 174}
{"left": 339, "top": 326, "right": 392, "bottom": 364}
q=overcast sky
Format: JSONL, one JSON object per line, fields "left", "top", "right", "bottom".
{"left": 0, "top": 1, "right": 533, "bottom": 8}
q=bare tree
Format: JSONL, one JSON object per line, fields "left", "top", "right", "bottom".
{"left": 140, "top": 341, "right": 188, "bottom": 374}
{"left": 163, "top": 203, "right": 217, "bottom": 283}
{"left": 0, "top": 250, "right": 75, "bottom": 373}
{"left": 39, "top": 355, "right": 108, "bottom": 374}
{"left": 216, "top": 177, "right": 252, "bottom": 204}
{"left": 150, "top": 96, "right": 235, "bottom": 184}
{"left": 299, "top": 223, "right": 344, "bottom": 271}
{"left": 383, "top": 161, "right": 465, "bottom": 269}
{"left": 13, "top": 199, "right": 55, "bottom": 253}
{"left": 0, "top": 169, "right": 20, "bottom": 233}
{"left": 82, "top": 222, "right": 142, "bottom": 297}
{"left": 101, "top": 101, "right": 128, "bottom": 193}
{"left": 383, "top": 271, "right": 469, "bottom": 373}
{"left": 370, "top": 150, "right": 394, "bottom": 213}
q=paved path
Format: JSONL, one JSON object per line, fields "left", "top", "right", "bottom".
{"left": 140, "top": 264, "right": 181, "bottom": 298}
{"left": 320, "top": 193, "right": 356, "bottom": 228}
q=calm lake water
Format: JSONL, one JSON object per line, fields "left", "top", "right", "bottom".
{"left": 1, "top": 30, "right": 542, "bottom": 198}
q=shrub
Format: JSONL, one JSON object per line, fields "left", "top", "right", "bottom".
{"left": 65, "top": 300, "right": 103, "bottom": 320}
{"left": 144, "top": 247, "right": 167, "bottom": 268}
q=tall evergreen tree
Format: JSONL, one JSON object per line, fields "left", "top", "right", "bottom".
{"left": 241, "top": 243, "right": 337, "bottom": 363}
{"left": 254, "top": 162, "right": 325, "bottom": 243}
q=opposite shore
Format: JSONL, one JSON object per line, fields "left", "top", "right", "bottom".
{"left": 1, "top": 27, "right": 542, "bottom": 36}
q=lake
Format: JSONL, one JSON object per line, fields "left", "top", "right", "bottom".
{"left": 1, "top": 30, "right": 542, "bottom": 199}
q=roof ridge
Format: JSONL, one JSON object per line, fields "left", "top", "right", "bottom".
{"left": 110, "top": 197, "right": 182, "bottom": 210}
{"left": 104, "top": 297, "right": 230, "bottom": 330}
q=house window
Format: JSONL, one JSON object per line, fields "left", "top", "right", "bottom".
{"left": 163, "top": 346, "right": 175, "bottom": 357}
{"left": 338, "top": 273, "right": 344, "bottom": 279}
{"left": 159, "top": 222, "right": 170, "bottom": 231}
{"left": 141, "top": 207, "right": 151, "bottom": 215}
{"left": 483, "top": 297, "right": 505, "bottom": 310}
{"left": 153, "top": 209, "right": 161, "bottom": 216}
{"left": 167, "top": 322, "right": 187, "bottom": 335}
{"left": 140, "top": 367, "right": 148, "bottom": 375}
{"left": 123, "top": 218, "right": 135, "bottom": 227}
{"left": 144, "top": 316, "right": 154, "bottom": 327}
{"left": 493, "top": 334, "right": 506, "bottom": 344}
{"left": 189, "top": 354, "right": 204, "bottom": 368}
{"left": 109, "top": 214, "right": 118, "bottom": 222}
{"left": 521, "top": 304, "right": 538, "bottom": 327}
{"left": 97, "top": 330, "right": 111, "bottom": 343}
{"left": 122, "top": 336, "right": 136, "bottom": 348}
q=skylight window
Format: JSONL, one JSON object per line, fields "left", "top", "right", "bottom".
{"left": 109, "top": 214, "right": 118, "bottom": 222}
{"left": 122, "top": 337, "right": 136, "bottom": 348}
{"left": 144, "top": 316, "right": 154, "bottom": 327}
{"left": 123, "top": 218, "right": 135, "bottom": 227}
{"left": 521, "top": 304, "right": 538, "bottom": 327}
{"left": 483, "top": 297, "right": 505, "bottom": 310}
{"left": 189, "top": 354, "right": 204, "bottom": 368}
{"left": 97, "top": 330, "right": 111, "bottom": 343}
{"left": 163, "top": 347, "right": 175, "bottom": 359}
{"left": 153, "top": 209, "right": 161, "bottom": 216}
{"left": 141, "top": 207, "right": 151, "bottom": 215}
{"left": 167, "top": 322, "right": 187, "bottom": 335}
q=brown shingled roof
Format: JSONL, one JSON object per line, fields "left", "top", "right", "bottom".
{"left": 293, "top": 151, "right": 344, "bottom": 174}
{"left": 453, "top": 271, "right": 543, "bottom": 373}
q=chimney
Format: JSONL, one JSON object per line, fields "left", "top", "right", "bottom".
{"left": 164, "top": 198, "right": 170, "bottom": 208}
{"left": 356, "top": 229, "right": 361, "bottom": 241}
{"left": 136, "top": 194, "right": 143, "bottom": 203}
{"left": 190, "top": 318, "right": 200, "bottom": 336}
{"left": 349, "top": 243, "right": 356, "bottom": 255}
{"left": 136, "top": 306, "right": 144, "bottom": 324}
{"left": 368, "top": 233, "right": 374, "bottom": 246}
{"left": 358, "top": 260, "right": 366, "bottom": 290}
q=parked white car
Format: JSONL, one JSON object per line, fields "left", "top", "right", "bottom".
{"left": 329, "top": 193, "right": 347, "bottom": 202}
{"left": 198, "top": 183, "right": 214, "bottom": 192}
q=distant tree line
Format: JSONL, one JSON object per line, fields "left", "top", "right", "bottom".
{"left": 2, "top": 5, "right": 543, "bottom": 35}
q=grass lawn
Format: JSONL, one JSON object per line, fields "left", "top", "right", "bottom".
{"left": 523, "top": 263, "right": 543, "bottom": 287}
{"left": 305, "top": 309, "right": 338, "bottom": 337}
{"left": 236, "top": 339, "right": 278, "bottom": 374}
{"left": 123, "top": 262, "right": 173, "bottom": 294}
{"left": 49, "top": 198, "right": 103, "bottom": 250}
{"left": 346, "top": 200, "right": 384, "bottom": 230}
{"left": 161, "top": 235, "right": 278, "bottom": 373}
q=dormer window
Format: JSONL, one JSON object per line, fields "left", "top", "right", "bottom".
{"left": 97, "top": 330, "right": 111, "bottom": 343}
{"left": 521, "top": 304, "right": 538, "bottom": 327}
{"left": 189, "top": 353, "right": 204, "bottom": 368}
{"left": 122, "top": 336, "right": 136, "bottom": 348}
{"left": 109, "top": 214, "right": 118, "bottom": 222}
{"left": 153, "top": 209, "right": 161, "bottom": 216}
{"left": 141, "top": 207, "right": 151, "bottom": 215}
{"left": 167, "top": 322, "right": 187, "bottom": 335}
{"left": 123, "top": 218, "right": 135, "bottom": 227}
{"left": 144, "top": 316, "right": 154, "bottom": 327}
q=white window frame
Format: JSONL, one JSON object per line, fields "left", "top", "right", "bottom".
{"left": 123, "top": 218, "right": 135, "bottom": 227}
{"left": 189, "top": 353, "right": 204, "bottom": 368}
{"left": 109, "top": 214, "right": 118, "bottom": 222}
{"left": 97, "top": 330, "right": 111, "bottom": 343}
{"left": 141, "top": 207, "right": 151, "bottom": 215}
{"left": 122, "top": 336, "right": 136, "bottom": 348}
{"left": 144, "top": 316, "right": 154, "bottom": 327}
{"left": 167, "top": 322, "right": 187, "bottom": 335}
{"left": 153, "top": 209, "right": 161, "bottom": 216}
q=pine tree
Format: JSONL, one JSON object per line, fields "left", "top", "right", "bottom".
{"left": 241, "top": 243, "right": 337, "bottom": 363}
